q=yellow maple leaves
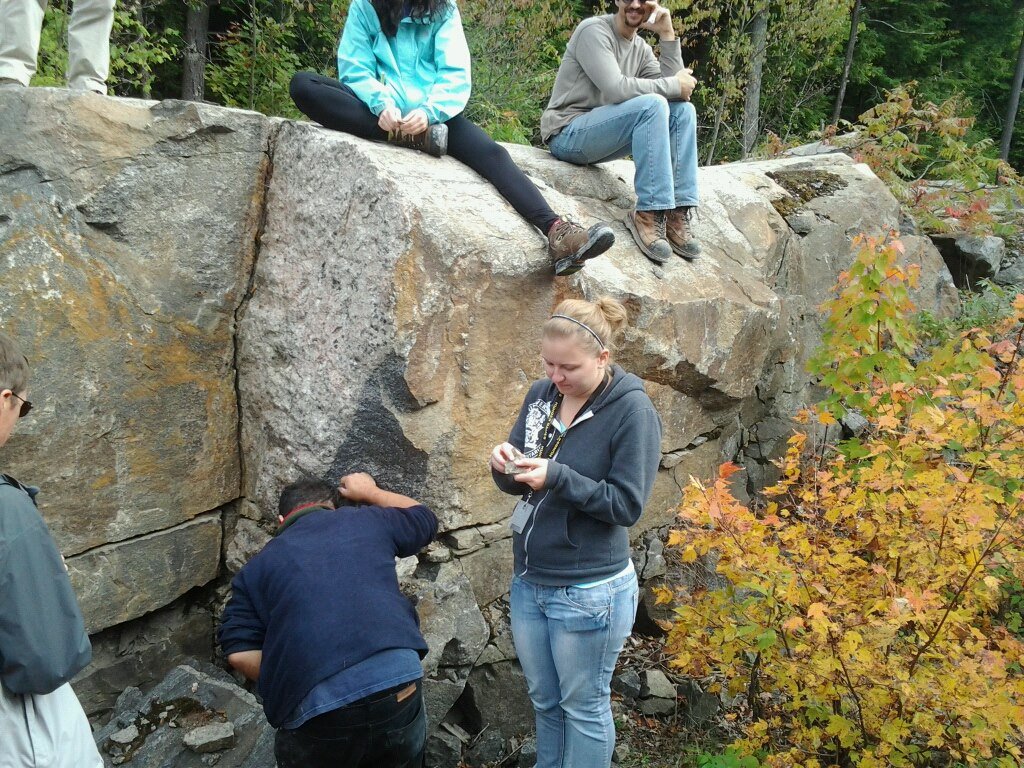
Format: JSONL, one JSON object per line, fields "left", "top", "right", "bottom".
{"left": 662, "top": 235, "right": 1024, "bottom": 766}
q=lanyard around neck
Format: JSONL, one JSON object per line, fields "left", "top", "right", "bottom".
{"left": 537, "top": 376, "right": 610, "bottom": 460}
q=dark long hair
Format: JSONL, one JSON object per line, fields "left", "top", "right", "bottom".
{"left": 371, "top": 0, "right": 452, "bottom": 37}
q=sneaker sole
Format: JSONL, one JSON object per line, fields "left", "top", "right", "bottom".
{"left": 625, "top": 215, "right": 670, "bottom": 265}
{"left": 553, "top": 225, "right": 616, "bottom": 276}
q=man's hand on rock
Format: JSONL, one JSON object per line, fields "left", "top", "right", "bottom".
{"left": 640, "top": 1, "right": 674, "bottom": 40}
{"left": 339, "top": 472, "right": 379, "bottom": 504}
{"left": 676, "top": 68, "right": 697, "bottom": 100}
{"left": 378, "top": 106, "right": 402, "bottom": 133}
{"left": 399, "top": 109, "right": 428, "bottom": 136}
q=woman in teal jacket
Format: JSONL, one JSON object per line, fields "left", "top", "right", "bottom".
{"left": 290, "top": 0, "right": 614, "bottom": 277}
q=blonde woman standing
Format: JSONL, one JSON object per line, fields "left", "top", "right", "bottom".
{"left": 490, "top": 297, "right": 662, "bottom": 768}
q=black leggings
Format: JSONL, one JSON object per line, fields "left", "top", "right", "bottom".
{"left": 289, "top": 72, "right": 559, "bottom": 234}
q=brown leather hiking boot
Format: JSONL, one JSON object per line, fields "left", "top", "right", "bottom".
{"left": 625, "top": 210, "right": 672, "bottom": 264}
{"left": 388, "top": 124, "right": 448, "bottom": 157}
{"left": 666, "top": 207, "right": 701, "bottom": 259}
{"left": 548, "top": 218, "right": 615, "bottom": 276}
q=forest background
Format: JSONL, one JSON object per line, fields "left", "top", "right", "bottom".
{"left": 30, "top": 0, "right": 1024, "bottom": 171}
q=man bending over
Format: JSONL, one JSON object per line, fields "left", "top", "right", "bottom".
{"left": 218, "top": 473, "right": 437, "bottom": 768}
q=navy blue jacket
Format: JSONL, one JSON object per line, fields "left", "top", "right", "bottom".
{"left": 218, "top": 503, "right": 437, "bottom": 727}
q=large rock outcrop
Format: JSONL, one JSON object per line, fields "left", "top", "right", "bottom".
{"left": 0, "top": 89, "right": 958, "bottom": 765}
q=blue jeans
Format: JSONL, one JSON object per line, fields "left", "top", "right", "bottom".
{"left": 548, "top": 94, "right": 699, "bottom": 212}
{"left": 510, "top": 570, "right": 639, "bottom": 768}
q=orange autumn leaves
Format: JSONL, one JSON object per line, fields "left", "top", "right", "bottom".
{"left": 665, "top": 235, "right": 1024, "bottom": 767}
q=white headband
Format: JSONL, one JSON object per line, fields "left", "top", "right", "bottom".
{"left": 550, "top": 314, "right": 605, "bottom": 350}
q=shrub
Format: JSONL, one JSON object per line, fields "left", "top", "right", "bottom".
{"left": 664, "top": 234, "right": 1024, "bottom": 767}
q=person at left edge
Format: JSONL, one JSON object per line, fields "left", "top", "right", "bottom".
{"left": 0, "top": 330, "right": 103, "bottom": 768}
{"left": 218, "top": 472, "right": 437, "bottom": 768}
{"left": 289, "top": 0, "right": 616, "bottom": 278}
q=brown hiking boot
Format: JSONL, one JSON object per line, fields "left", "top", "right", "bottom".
{"left": 548, "top": 218, "right": 615, "bottom": 276}
{"left": 666, "top": 206, "right": 701, "bottom": 259}
{"left": 625, "top": 210, "right": 672, "bottom": 264}
{"left": 388, "top": 124, "right": 448, "bottom": 157}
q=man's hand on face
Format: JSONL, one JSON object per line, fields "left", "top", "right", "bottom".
{"left": 339, "top": 472, "right": 379, "bottom": 504}
{"left": 639, "top": 1, "right": 674, "bottom": 39}
{"left": 676, "top": 67, "right": 697, "bottom": 100}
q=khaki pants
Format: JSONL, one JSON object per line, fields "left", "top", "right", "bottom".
{"left": 0, "top": 0, "right": 115, "bottom": 93}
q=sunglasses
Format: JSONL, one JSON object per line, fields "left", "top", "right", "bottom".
{"left": 10, "top": 393, "right": 32, "bottom": 418}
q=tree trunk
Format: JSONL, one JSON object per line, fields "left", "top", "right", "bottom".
{"left": 741, "top": 9, "right": 768, "bottom": 158}
{"left": 181, "top": 0, "right": 211, "bottom": 102}
{"left": 999, "top": 24, "right": 1024, "bottom": 162}
{"left": 831, "top": 0, "right": 862, "bottom": 127}
{"left": 705, "top": 86, "right": 729, "bottom": 165}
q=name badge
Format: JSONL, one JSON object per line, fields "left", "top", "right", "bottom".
{"left": 509, "top": 499, "right": 535, "bottom": 534}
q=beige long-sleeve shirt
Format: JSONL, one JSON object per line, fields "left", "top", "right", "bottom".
{"left": 541, "top": 15, "right": 684, "bottom": 142}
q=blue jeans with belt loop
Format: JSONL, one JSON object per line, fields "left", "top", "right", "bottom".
{"left": 510, "top": 569, "right": 639, "bottom": 768}
{"left": 548, "top": 94, "right": 699, "bottom": 212}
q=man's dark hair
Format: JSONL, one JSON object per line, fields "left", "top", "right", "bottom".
{"left": 371, "top": 0, "right": 452, "bottom": 38}
{"left": 278, "top": 478, "right": 342, "bottom": 519}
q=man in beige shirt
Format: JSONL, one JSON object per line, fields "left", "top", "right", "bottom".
{"left": 542, "top": 0, "right": 700, "bottom": 265}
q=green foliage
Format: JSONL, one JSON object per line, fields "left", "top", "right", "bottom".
{"left": 841, "top": 0, "right": 1024, "bottom": 169}
{"left": 669, "top": 0, "right": 849, "bottom": 161}
{"left": 820, "top": 83, "right": 1024, "bottom": 236}
{"left": 31, "top": 5, "right": 69, "bottom": 87}
{"left": 916, "top": 281, "right": 1018, "bottom": 348}
{"left": 207, "top": 11, "right": 303, "bottom": 116}
{"left": 460, "top": 0, "right": 579, "bottom": 144}
{"left": 109, "top": 2, "right": 181, "bottom": 98}
{"left": 33, "top": 0, "right": 179, "bottom": 96}
{"left": 696, "top": 749, "right": 762, "bottom": 768}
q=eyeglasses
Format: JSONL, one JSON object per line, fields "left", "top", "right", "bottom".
{"left": 10, "top": 393, "right": 32, "bottom": 418}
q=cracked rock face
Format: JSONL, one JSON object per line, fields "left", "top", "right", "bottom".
{"left": 0, "top": 90, "right": 268, "bottom": 634}
{"left": 0, "top": 90, "right": 960, "bottom": 763}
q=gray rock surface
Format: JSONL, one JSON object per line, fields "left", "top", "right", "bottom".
{"left": 73, "top": 603, "right": 212, "bottom": 716}
{"left": 641, "top": 669, "right": 677, "bottom": 701}
{"left": 0, "top": 92, "right": 259, "bottom": 558}
{"left": 183, "top": 721, "right": 236, "bottom": 753}
{"left": 460, "top": 661, "right": 535, "bottom": 744}
{"left": 94, "top": 663, "right": 273, "bottom": 767}
{"left": 69, "top": 514, "right": 222, "bottom": 633}
{"left": 931, "top": 233, "right": 1006, "bottom": 288}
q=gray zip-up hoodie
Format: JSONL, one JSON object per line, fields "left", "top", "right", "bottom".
{"left": 493, "top": 366, "right": 662, "bottom": 586}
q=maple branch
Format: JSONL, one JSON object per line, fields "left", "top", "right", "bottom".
{"left": 831, "top": 636, "right": 870, "bottom": 746}
{"left": 907, "top": 518, "right": 1008, "bottom": 678}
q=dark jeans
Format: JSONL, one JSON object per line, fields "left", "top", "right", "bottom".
{"left": 289, "top": 71, "right": 559, "bottom": 234}
{"left": 274, "top": 681, "right": 426, "bottom": 768}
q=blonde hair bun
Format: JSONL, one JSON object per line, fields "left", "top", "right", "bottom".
{"left": 544, "top": 295, "right": 628, "bottom": 355}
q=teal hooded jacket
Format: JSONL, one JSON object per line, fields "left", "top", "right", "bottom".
{"left": 337, "top": 0, "right": 471, "bottom": 124}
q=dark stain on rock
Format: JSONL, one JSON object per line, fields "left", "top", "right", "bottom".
{"left": 327, "top": 353, "right": 429, "bottom": 497}
{"left": 767, "top": 169, "right": 847, "bottom": 217}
